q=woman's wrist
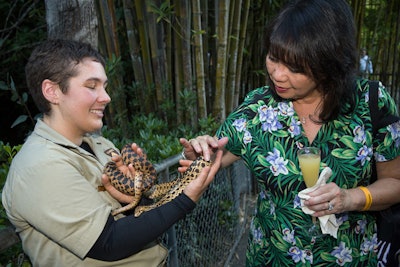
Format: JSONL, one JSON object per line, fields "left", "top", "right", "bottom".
{"left": 343, "top": 187, "right": 367, "bottom": 211}
{"left": 358, "top": 186, "right": 373, "bottom": 211}
{"left": 350, "top": 186, "right": 373, "bottom": 211}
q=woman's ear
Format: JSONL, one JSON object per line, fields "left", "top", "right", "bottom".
{"left": 42, "top": 79, "right": 59, "bottom": 104}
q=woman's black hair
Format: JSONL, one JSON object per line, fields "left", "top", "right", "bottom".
{"left": 265, "top": 0, "right": 357, "bottom": 122}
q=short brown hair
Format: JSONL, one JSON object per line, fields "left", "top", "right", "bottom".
{"left": 25, "top": 39, "right": 106, "bottom": 114}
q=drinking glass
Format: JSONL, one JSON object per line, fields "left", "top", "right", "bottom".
{"left": 298, "top": 147, "right": 321, "bottom": 187}
{"left": 297, "top": 147, "right": 321, "bottom": 237}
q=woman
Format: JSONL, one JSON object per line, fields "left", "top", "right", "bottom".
{"left": 181, "top": 0, "right": 400, "bottom": 266}
{"left": 2, "top": 39, "right": 222, "bottom": 266}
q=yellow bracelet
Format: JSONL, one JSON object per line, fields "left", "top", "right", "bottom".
{"left": 359, "top": 186, "right": 373, "bottom": 211}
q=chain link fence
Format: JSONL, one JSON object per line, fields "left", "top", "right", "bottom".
{"left": 155, "top": 157, "right": 253, "bottom": 267}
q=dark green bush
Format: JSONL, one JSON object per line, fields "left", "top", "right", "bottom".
{"left": 0, "top": 142, "right": 31, "bottom": 267}
{"left": 102, "top": 112, "right": 220, "bottom": 162}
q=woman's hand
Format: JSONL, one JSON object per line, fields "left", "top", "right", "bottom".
{"left": 304, "top": 155, "right": 400, "bottom": 217}
{"left": 180, "top": 135, "right": 228, "bottom": 161}
{"left": 303, "top": 182, "right": 350, "bottom": 217}
{"left": 177, "top": 159, "right": 193, "bottom": 173}
{"left": 101, "top": 143, "right": 144, "bottom": 204}
{"left": 182, "top": 149, "right": 224, "bottom": 202}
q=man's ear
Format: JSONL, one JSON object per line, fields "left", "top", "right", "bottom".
{"left": 42, "top": 79, "right": 59, "bottom": 104}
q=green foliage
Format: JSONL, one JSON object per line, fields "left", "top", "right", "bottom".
{"left": 149, "top": 0, "right": 175, "bottom": 24}
{"left": 102, "top": 75, "right": 220, "bottom": 162}
{"left": 197, "top": 114, "right": 221, "bottom": 135}
{"left": 102, "top": 103, "right": 220, "bottom": 162}
{"left": 178, "top": 88, "right": 197, "bottom": 113}
{"left": 0, "top": 240, "right": 31, "bottom": 267}
{"left": 103, "top": 113, "right": 189, "bottom": 161}
{"left": 0, "top": 142, "right": 30, "bottom": 267}
{"left": 0, "top": 142, "right": 21, "bottom": 188}
{"left": 0, "top": 0, "right": 45, "bottom": 145}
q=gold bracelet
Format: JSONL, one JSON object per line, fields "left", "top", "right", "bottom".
{"left": 359, "top": 186, "right": 373, "bottom": 211}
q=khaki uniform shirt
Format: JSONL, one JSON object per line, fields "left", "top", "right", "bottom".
{"left": 2, "top": 119, "right": 167, "bottom": 266}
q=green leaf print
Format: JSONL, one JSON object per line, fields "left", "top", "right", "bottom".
{"left": 251, "top": 113, "right": 261, "bottom": 126}
{"left": 320, "top": 251, "right": 337, "bottom": 264}
{"left": 383, "top": 132, "right": 397, "bottom": 148}
{"left": 286, "top": 160, "right": 299, "bottom": 175}
{"left": 331, "top": 148, "right": 356, "bottom": 159}
{"left": 273, "top": 131, "right": 290, "bottom": 138}
{"left": 270, "top": 230, "right": 290, "bottom": 251}
{"left": 340, "top": 135, "right": 359, "bottom": 150}
{"left": 332, "top": 120, "right": 347, "bottom": 131}
{"left": 257, "top": 153, "right": 268, "bottom": 167}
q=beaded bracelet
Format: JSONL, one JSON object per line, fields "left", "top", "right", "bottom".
{"left": 359, "top": 186, "right": 373, "bottom": 211}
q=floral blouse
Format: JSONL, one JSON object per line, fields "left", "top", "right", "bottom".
{"left": 216, "top": 79, "right": 400, "bottom": 266}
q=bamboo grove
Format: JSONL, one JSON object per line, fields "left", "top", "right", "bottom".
{"left": 1, "top": 0, "right": 399, "bottom": 142}
{"left": 93, "top": 0, "right": 400, "bottom": 136}
{"left": 94, "top": 0, "right": 283, "bottom": 135}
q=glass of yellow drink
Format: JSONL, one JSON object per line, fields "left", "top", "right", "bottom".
{"left": 298, "top": 147, "right": 321, "bottom": 187}
{"left": 298, "top": 147, "right": 321, "bottom": 237}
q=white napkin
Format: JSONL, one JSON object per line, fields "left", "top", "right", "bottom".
{"left": 298, "top": 167, "right": 339, "bottom": 238}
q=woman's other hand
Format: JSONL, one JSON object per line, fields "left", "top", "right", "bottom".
{"left": 180, "top": 135, "right": 229, "bottom": 161}
{"left": 303, "top": 182, "right": 348, "bottom": 217}
{"left": 101, "top": 143, "right": 144, "bottom": 204}
{"left": 183, "top": 149, "right": 223, "bottom": 202}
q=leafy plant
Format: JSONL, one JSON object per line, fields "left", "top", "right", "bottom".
{"left": 102, "top": 113, "right": 187, "bottom": 162}
{"left": 101, "top": 110, "right": 221, "bottom": 163}
{"left": 0, "top": 142, "right": 31, "bottom": 267}
{"left": 0, "top": 142, "right": 21, "bottom": 188}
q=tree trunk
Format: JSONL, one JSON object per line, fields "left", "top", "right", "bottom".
{"left": 45, "top": 0, "right": 98, "bottom": 46}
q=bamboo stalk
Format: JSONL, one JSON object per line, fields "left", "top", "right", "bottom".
{"left": 192, "top": 0, "right": 207, "bottom": 119}
{"left": 213, "top": 0, "right": 230, "bottom": 122}
{"left": 226, "top": 0, "right": 242, "bottom": 114}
